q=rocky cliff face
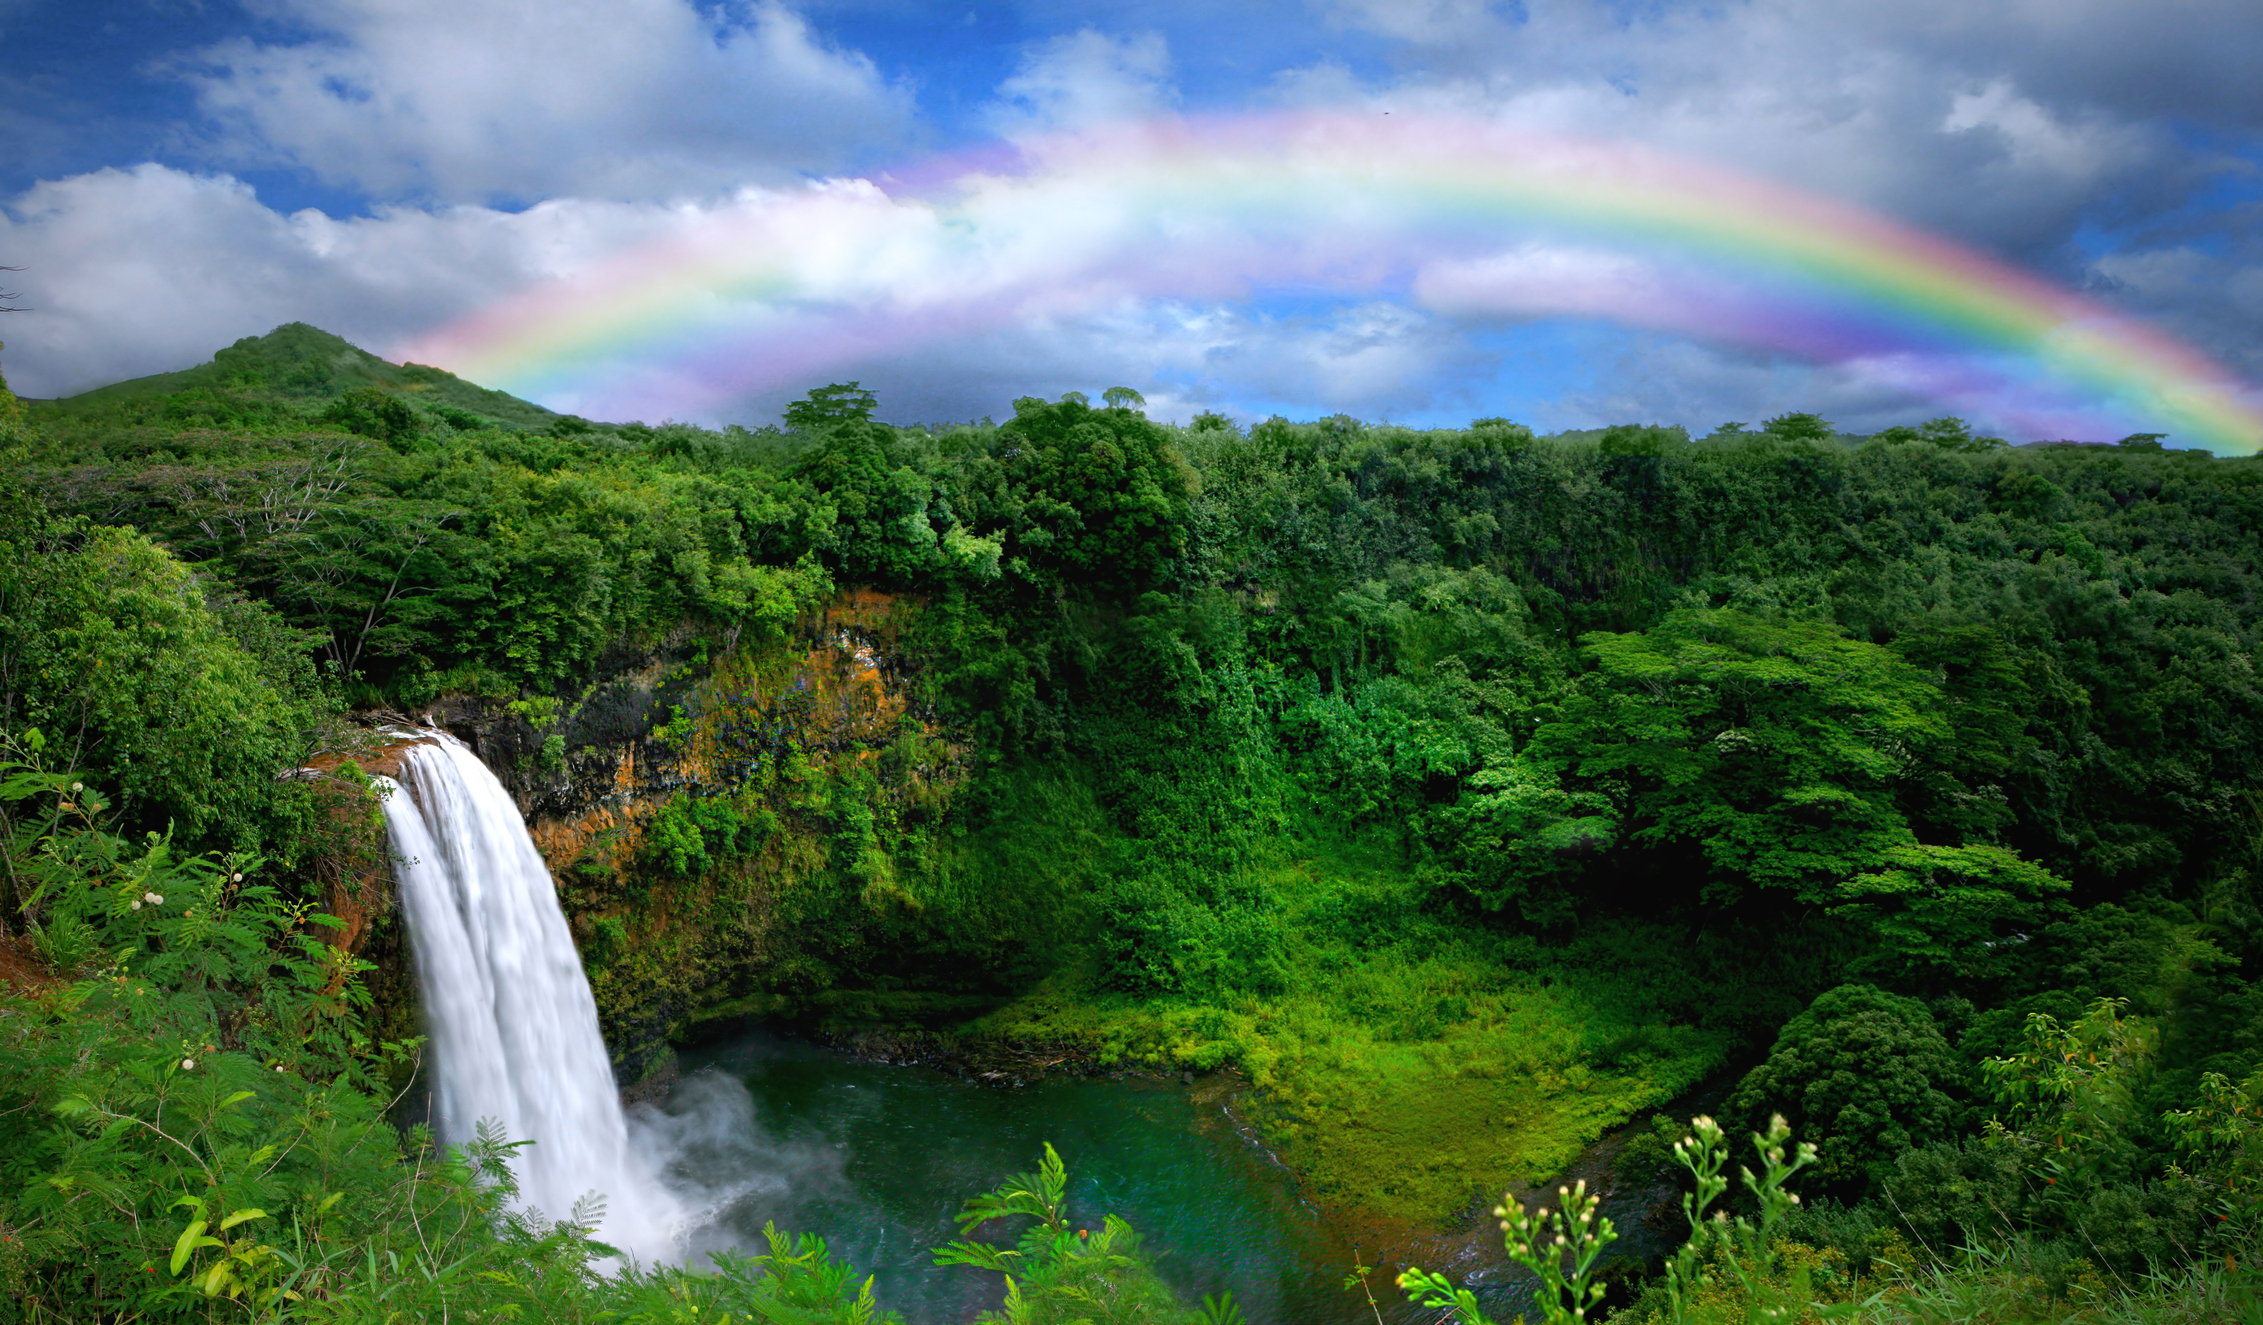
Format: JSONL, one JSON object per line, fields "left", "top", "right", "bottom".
{"left": 348, "top": 590, "right": 951, "bottom": 1090}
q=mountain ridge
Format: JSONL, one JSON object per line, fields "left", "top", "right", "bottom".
{"left": 23, "top": 322, "right": 560, "bottom": 429}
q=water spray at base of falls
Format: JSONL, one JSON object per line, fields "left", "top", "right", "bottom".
{"left": 377, "top": 732, "right": 683, "bottom": 1260}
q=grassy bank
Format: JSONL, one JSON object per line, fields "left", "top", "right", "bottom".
{"left": 950, "top": 836, "right": 1733, "bottom": 1226}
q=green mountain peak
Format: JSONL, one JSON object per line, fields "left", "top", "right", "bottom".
{"left": 30, "top": 322, "right": 559, "bottom": 429}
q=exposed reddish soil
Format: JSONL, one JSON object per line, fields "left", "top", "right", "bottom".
{"left": 0, "top": 934, "right": 62, "bottom": 996}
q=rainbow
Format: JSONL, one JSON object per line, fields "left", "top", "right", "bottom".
{"left": 404, "top": 111, "right": 2263, "bottom": 451}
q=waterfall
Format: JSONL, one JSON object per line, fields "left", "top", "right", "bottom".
{"left": 376, "top": 732, "right": 680, "bottom": 1258}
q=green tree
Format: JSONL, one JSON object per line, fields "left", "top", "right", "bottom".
{"left": 1981, "top": 996, "right": 2157, "bottom": 1187}
{"left": 0, "top": 497, "right": 318, "bottom": 847}
{"left": 1730, "top": 984, "right": 1964, "bottom": 1193}
{"left": 788, "top": 417, "right": 942, "bottom": 583}
{"left": 1760, "top": 412, "right": 1834, "bottom": 442}
{"left": 1533, "top": 610, "right": 1947, "bottom": 906}
{"left": 0, "top": 338, "right": 25, "bottom": 448}
{"left": 985, "top": 394, "right": 1199, "bottom": 596}
{"left": 320, "top": 386, "right": 423, "bottom": 447}
{"left": 785, "top": 382, "right": 879, "bottom": 430}
{"left": 1872, "top": 416, "right": 2007, "bottom": 452}
{"left": 1598, "top": 423, "right": 1686, "bottom": 456}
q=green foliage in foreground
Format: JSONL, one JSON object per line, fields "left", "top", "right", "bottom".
{"left": 936, "top": 1143, "right": 1242, "bottom": 1325}
{"left": 1411, "top": 1110, "right": 2260, "bottom": 1325}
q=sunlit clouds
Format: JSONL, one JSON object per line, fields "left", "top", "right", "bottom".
{"left": 3, "top": 0, "right": 2258, "bottom": 438}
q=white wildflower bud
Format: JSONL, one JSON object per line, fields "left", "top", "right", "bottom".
{"left": 1789, "top": 1194, "right": 1801, "bottom": 1204}
{"left": 232, "top": 873, "right": 244, "bottom": 882}
{"left": 129, "top": 901, "right": 141, "bottom": 911}
{"left": 70, "top": 782, "right": 82, "bottom": 792}
{"left": 181, "top": 1059, "right": 195, "bottom": 1071}
{"left": 143, "top": 892, "right": 162, "bottom": 906}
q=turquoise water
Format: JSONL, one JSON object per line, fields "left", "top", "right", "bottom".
{"left": 637, "top": 1028, "right": 1415, "bottom": 1323}
{"left": 636, "top": 1029, "right": 1674, "bottom": 1324}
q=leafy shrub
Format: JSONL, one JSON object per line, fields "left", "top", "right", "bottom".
{"left": 1878, "top": 1139, "right": 2025, "bottom": 1255}
{"left": 1731, "top": 984, "right": 1965, "bottom": 1195}
{"left": 2059, "top": 1180, "right": 2205, "bottom": 1277}
{"left": 319, "top": 386, "right": 422, "bottom": 446}
{"left": 1098, "top": 872, "right": 1286, "bottom": 998}
{"left": 0, "top": 510, "right": 320, "bottom": 848}
{"left": 641, "top": 791, "right": 778, "bottom": 877}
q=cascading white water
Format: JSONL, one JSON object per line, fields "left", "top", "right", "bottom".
{"left": 376, "top": 732, "right": 680, "bottom": 1258}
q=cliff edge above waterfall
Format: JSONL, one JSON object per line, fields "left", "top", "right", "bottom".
{"left": 338, "top": 587, "right": 960, "bottom": 1093}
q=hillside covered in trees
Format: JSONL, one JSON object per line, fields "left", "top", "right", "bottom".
{"left": 0, "top": 325, "right": 2257, "bottom": 1322}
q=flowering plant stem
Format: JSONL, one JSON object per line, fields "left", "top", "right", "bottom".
{"left": 1662, "top": 1113, "right": 1823, "bottom": 1324}
{"left": 1399, "top": 1177, "right": 1618, "bottom": 1324}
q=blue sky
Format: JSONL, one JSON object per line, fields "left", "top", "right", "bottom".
{"left": 3, "top": 0, "right": 2259, "bottom": 439}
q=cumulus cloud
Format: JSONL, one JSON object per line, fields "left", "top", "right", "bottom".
{"left": 773, "top": 297, "right": 1498, "bottom": 428}
{"left": 1309, "top": 0, "right": 2247, "bottom": 268}
{"left": 11, "top": 1, "right": 2259, "bottom": 445}
{"left": 0, "top": 156, "right": 1800, "bottom": 434}
{"left": 0, "top": 159, "right": 1464, "bottom": 424}
{"left": 1941, "top": 82, "right": 2146, "bottom": 184}
{"left": 1285, "top": 0, "right": 2263, "bottom": 431}
{"left": 0, "top": 164, "right": 700, "bottom": 397}
{"left": 1538, "top": 331, "right": 1950, "bottom": 438}
{"left": 369, "top": 112, "right": 2250, "bottom": 442}
{"left": 1323, "top": 0, "right": 1511, "bottom": 47}
{"left": 181, "top": 0, "right": 914, "bottom": 203}
{"left": 988, "top": 29, "right": 1178, "bottom": 138}
{"left": 2093, "top": 235, "right": 2263, "bottom": 383}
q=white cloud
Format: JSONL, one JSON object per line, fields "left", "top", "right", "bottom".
{"left": 1304, "top": 0, "right": 2239, "bottom": 265}
{"left": 6, "top": 77, "right": 2252, "bottom": 448}
{"left": 1943, "top": 81, "right": 2144, "bottom": 184}
{"left": 988, "top": 29, "right": 1177, "bottom": 138}
{"left": 0, "top": 164, "right": 699, "bottom": 398}
{"left": 0, "top": 159, "right": 1491, "bottom": 425}
{"left": 1540, "top": 333, "right": 1948, "bottom": 438}
{"left": 1322, "top": 0, "right": 1511, "bottom": 47}
{"left": 182, "top": 0, "right": 914, "bottom": 202}
{"left": 2092, "top": 241, "right": 2263, "bottom": 383}
{"left": 1414, "top": 246, "right": 1730, "bottom": 330}
{"left": 0, "top": 158, "right": 1681, "bottom": 429}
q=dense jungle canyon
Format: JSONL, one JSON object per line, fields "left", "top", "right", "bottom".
{"left": 2, "top": 322, "right": 2260, "bottom": 1323}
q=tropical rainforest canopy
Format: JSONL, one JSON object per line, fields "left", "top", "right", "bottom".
{"left": 0, "top": 323, "right": 2257, "bottom": 1322}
